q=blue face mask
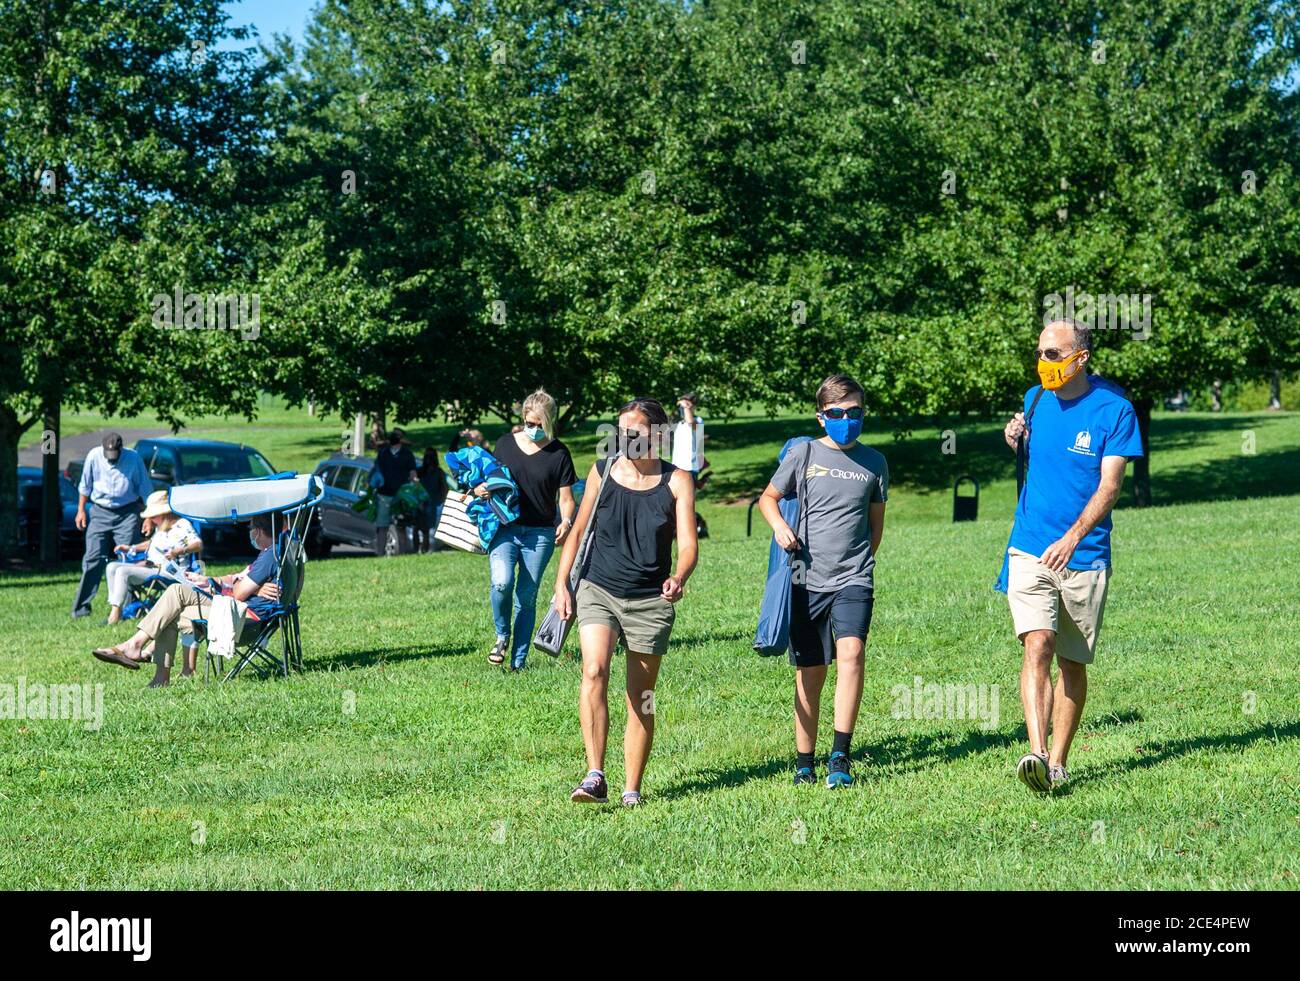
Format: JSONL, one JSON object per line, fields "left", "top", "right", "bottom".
{"left": 524, "top": 425, "right": 546, "bottom": 443}
{"left": 249, "top": 531, "right": 260, "bottom": 550}
{"left": 822, "top": 414, "right": 863, "bottom": 445}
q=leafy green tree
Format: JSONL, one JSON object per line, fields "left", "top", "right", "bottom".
{"left": 0, "top": 0, "right": 277, "bottom": 557}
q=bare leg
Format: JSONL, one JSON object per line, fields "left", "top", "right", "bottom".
{"left": 1048, "top": 658, "right": 1087, "bottom": 767}
{"left": 1020, "top": 630, "right": 1055, "bottom": 757}
{"left": 578, "top": 623, "right": 617, "bottom": 773}
{"left": 624, "top": 651, "right": 663, "bottom": 793}
{"left": 107, "top": 604, "right": 122, "bottom": 625}
{"left": 181, "top": 645, "right": 198, "bottom": 677}
{"left": 795, "top": 665, "right": 828, "bottom": 755}
{"left": 833, "top": 637, "right": 866, "bottom": 734}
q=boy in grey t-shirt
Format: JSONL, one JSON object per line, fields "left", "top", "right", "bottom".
{"left": 759, "top": 374, "right": 888, "bottom": 789}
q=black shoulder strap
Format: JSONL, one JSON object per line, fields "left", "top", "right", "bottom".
{"left": 1015, "top": 388, "right": 1047, "bottom": 495}
{"left": 1024, "top": 386, "right": 1047, "bottom": 433}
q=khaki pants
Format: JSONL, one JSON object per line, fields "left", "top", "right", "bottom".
{"left": 137, "top": 582, "right": 211, "bottom": 669}
{"left": 1007, "top": 549, "right": 1110, "bottom": 664}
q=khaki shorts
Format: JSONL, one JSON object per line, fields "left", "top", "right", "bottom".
{"left": 576, "top": 579, "right": 675, "bottom": 656}
{"left": 1007, "top": 548, "right": 1111, "bottom": 664}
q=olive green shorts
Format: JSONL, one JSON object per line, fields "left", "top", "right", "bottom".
{"left": 575, "top": 579, "right": 675, "bottom": 656}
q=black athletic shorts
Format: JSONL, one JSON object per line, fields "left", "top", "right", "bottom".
{"left": 788, "top": 584, "right": 874, "bottom": 667}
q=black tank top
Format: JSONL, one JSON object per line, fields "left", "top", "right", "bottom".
{"left": 583, "top": 458, "right": 678, "bottom": 598}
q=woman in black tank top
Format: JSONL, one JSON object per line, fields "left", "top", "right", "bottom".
{"left": 582, "top": 456, "right": 678, "bottom": 598}
{"left": 550, "top": 398, "right": 699, "bottom": 806}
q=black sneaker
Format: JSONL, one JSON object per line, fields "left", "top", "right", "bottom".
{"left": 570, "top": 770, "right": 609, "bottom": 803}
{"left": 826, "top": 751, "right": 853, "bottom": 788}
{"left": 793, "top": 766, "right": 816, "bottom": 785}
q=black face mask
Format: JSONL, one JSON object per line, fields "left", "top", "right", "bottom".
{"left": 618, "top": 428, "right": 652, "bottom": 460}
{"left": 389, "top": 436, "right": 401, "bottom": 447}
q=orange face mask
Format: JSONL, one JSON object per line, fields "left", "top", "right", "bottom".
{"left": 1037, "top": 350, "right": 1084, "bottom": 391}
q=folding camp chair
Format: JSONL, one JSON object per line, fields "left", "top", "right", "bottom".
{"left": 124, "top": 551, "right": 205, "bottom": 621}
{"left": 197, "top": 531, "right": 307, "bottom": 682}
{"left": 164, "top": 473, "right": 323, "bottom": 683}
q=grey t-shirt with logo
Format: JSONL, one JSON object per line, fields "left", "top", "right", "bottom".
{"left": 770, "top": 439, "right": 889, "bottom": 593}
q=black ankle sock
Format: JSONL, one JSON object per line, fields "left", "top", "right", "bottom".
{"left": 832, "top": 730, "right": 853, "bottom": 756}
{"left": 796, "top": 751, "right": 815, "bottom": 771}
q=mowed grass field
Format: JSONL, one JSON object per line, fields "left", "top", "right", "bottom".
{"left": 2, "top": 404, "right": 1298, "bottom": 889}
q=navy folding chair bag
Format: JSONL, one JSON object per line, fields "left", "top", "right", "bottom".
{"left": 753, "top": 436, "right": 814, "bottom": 657}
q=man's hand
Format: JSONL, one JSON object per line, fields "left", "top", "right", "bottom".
{"left": 184, "top": 571, "right": 208, "bottom": 586}
{"left": 774, "top": 521, "right": 800, "bottom": 552}
{"left": 1040, "top": 532, "right": 1081, "bottom": 573}
{"left": 555, "top": 519, "right": 572, "bottom": 546}
{"left": 554, "top": 584, "right": 573, "bottom": 621}
{"left": 661, "top": 575, "right": 685, "bottom": 603}
{"left": 256, "top": 582, "right": 281, "bottom": 601}
{"left": 76, "top": 508, "right": 87, "bottom": 531}
{"left": 1004, "top": 412, "right": 1026, "bottom": 451}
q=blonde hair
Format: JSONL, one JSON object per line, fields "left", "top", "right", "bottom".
{"left": 521, "top": 388, "right": 558, "bottom": 439}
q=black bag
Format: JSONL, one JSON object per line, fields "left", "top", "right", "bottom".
{"left": 532, "top": 455, "right": 617, "bottom": 656}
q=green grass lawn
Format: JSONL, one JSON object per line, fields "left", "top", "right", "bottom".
{"left": 3, "top": 407, "right": 1298, "bottom": 889}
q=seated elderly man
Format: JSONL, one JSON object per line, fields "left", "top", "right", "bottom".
{"left": 92, "top": 512, "right": 282, "bottom": 687}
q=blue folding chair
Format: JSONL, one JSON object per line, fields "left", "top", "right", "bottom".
{"left": 160, "top": 474, "right": 323, "bottom": 683}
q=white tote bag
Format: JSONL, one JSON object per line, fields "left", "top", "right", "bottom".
{"left": 434, "top": 492, "right": 486, "bottom": 553}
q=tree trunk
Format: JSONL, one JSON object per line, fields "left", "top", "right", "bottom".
{"left": 1132, "top": 397, "right": 1153, "bottom": 507}
{"left": 1268, "top": 369, "right": 1282, "bottom": 411}
{"left": 0, "top": 405, "right": 20, "bottom": 561}
{"left": 39, "top": 399, "right": 61, "bottom": 568}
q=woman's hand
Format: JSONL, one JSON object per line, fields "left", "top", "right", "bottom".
{"left": 554, "top": 518, "right": 573, "bottom": 545}
{"left": 114, "top": 543, "right": 130, "bottom": 555}
{"left": 554, "top": 584, "right": 574, "bottom": 621}
{"left": 472, "top": 482, "right": 490, "bottom": 499}
{"left": 661, "top": 575, "right": 685, "bottom": 603}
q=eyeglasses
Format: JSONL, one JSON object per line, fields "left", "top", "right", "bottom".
{"left": 1035, "top": 348, "right": 1076, "bottom": 363}
{"left": 820, "top": 406, "right": 864, "bottom": 420}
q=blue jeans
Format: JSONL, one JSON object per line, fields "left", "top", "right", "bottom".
{"left": 488, "top": 524, "right": 556, "bottom": 668}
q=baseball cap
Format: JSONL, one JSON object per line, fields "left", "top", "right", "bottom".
{"left": 102, "top": 433, "right": 124, "bottom": 462}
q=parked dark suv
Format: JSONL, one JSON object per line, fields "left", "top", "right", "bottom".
{"left": 16, "top": 466, "right": 84, "bottom": 555}
{"left": 307, "top": 455, "right": 417, "bottom": 557}
{"left": 134, "top": 438, "right": 277, "bottom": 554}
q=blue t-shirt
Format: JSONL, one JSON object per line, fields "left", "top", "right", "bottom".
{"left": 1008, "top": 376, "right": 1144, "bottom": 570}
{"left": 242, "top": 546, "right": 278, "bottom": 618}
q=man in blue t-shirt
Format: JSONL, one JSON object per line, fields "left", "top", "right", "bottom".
{"left": 1001, "top": 319, "right": 1144, "bottom": 793}
{"left": 90, "top": 512, "right": 282, "bottom": 687}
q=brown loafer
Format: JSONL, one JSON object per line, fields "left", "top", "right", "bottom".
{"left": 92, "top": 647, "right": 141, "bottom": 670}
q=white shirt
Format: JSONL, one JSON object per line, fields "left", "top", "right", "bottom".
{"left": 147, "top": 518, "right": 199, "bottom": 567}
{"left": 672, "top": 418, "right": 703, "bottom": 472}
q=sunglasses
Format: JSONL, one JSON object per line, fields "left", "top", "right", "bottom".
{"left": 1034, "top": 347, "right": 1077, "bottom": 363}
{"left": 820, "top": 406, "right": 864, "bottom": 420}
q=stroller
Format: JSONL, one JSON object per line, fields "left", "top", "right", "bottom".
{"left": 165, "top": 473, "right": 324, "bottom": 682}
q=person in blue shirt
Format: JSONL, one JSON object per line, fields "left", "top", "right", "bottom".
{"left": 91, "top": 512, "right": 282, "bottom": 687}
{"left": 71, "top": 433, "right": 153, "bottom": 619}
{"left": 1001, "top": 319, "right": 1145, "bottom": 793}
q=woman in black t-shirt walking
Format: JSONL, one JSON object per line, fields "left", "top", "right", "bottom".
{"left": 551, "top": 397, "right": 698, "bottom": 806}
{"left": 479, "top": 389, "right": 577, "bottom": 670}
